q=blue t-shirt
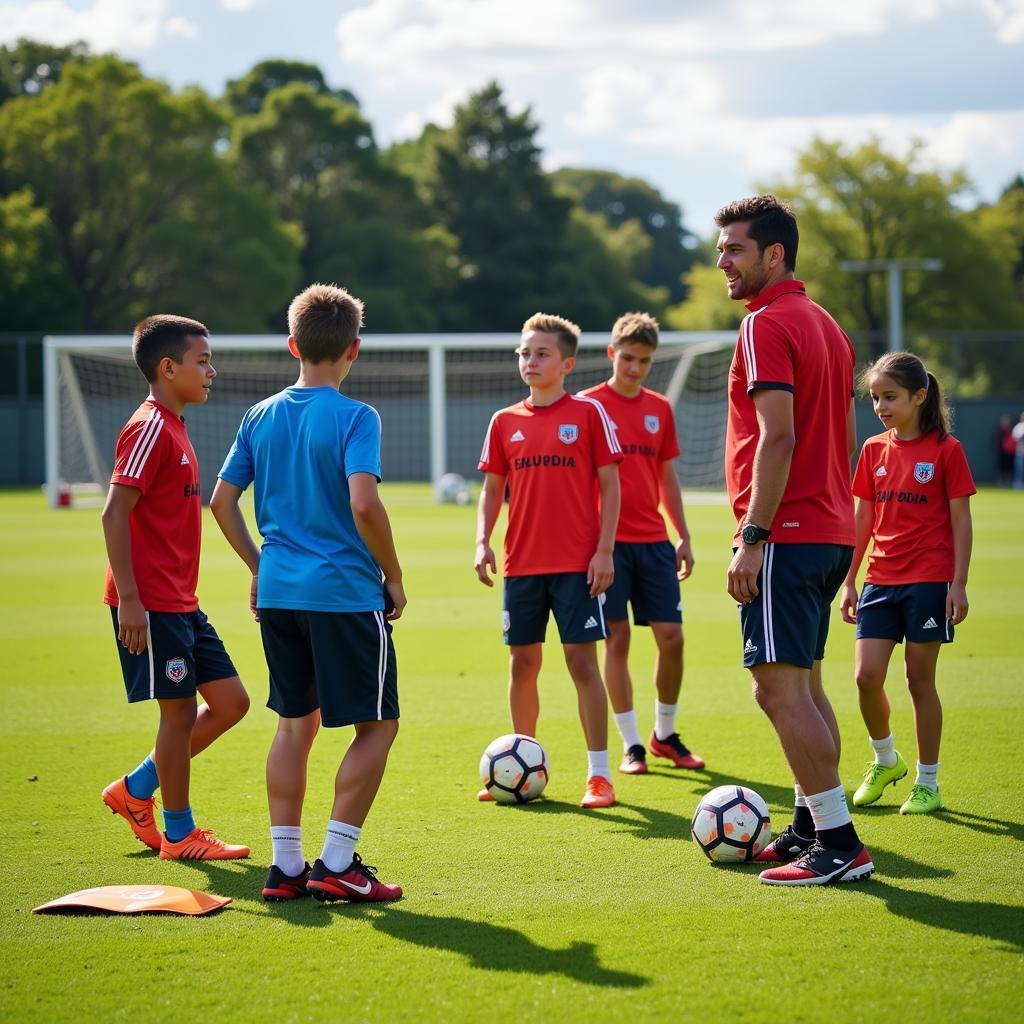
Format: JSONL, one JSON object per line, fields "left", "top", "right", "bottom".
{"left": 219, "top": 386, "right": 384, "bottom": 612}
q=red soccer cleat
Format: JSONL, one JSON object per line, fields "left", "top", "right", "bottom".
{"left": 759, "top": 841, "right": 874, "bottom": 886}
{"left": 307, "top": 853, "right": 403, "bottom": 902}
{"left": 477, "top": 788, "right": 495, "bottom": 802}
{"left": 649, "top": 731, "right": 705, "bottom": 770}
{"left": 754, "top": 824, "right": 816, "bottom": 863}
{"left": 102, "top": 776, "right": 161, "bottom": 851}
{"left": 262, "top": 862, "right": 312, "bottom": 902}
{"left": 580, "top": 775, "right": 616, "bottom": 808}
{"left": 619, "top": 744, "right": 648, "bottom": 775}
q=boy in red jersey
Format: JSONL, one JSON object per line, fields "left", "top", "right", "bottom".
{"left": 580, "top": 312, "right": 703, "bottom": 776}
{"left": 719, "top": 196, "right": 873, "bottom": 886}
{"left": 101, "top": 315, "right": 250, "bottom": 861}
{"left": 475, "top": 313, "right": 623, "bottom": 808}
{"left": 841, "top": 352, "right": 975, "bottom": 815}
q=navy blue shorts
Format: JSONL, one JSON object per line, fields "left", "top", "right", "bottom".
{"left": 856, "top": 582, "right": 953, "bottom": 644}
{"left": 739, "top": 544, "right": 853, "bottom": 669}
{"left": 503, "top": 573, "right": 607, "bottom": 646}
{"left": 259, "top": 608, "right": 399, "bottom": 728}
{"left": 109, "top": 606, "right": 237, "bottom": 703}
{"left": 603, "top": 541, "right": 682, "bottom": 626}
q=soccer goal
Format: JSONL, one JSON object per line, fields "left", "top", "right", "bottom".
{"left": 43, "top": 331, "right": 736, "bottom": 507}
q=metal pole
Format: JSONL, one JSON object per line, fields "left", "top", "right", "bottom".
{"left": 428, "top": 343, "right": 446, "bottom": 491}
{"left": 43, "top": 336, "right": 59, "bottom": 507}
{"left": 888, "top": 264, "right": 903, "bottom": 352}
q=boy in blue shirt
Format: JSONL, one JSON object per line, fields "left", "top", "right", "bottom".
{"left": 211, "top": 283, "right": 405, "bottom": 902}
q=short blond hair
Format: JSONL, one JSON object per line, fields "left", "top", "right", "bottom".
{"left": 287, "top": 283, "right": 364, "bottom": 364}
{"left": 611, "top": 311, "right": 659, "bottom": 349}
{"left": 521, "top": 312, "right": 581, "bottom": 358}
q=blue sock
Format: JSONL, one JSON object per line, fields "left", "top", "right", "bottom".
{"left": 162, "top": 807, "right": 196, "bottom": 842}
{"left": 124, "top": 756, "right": 159, "bottom": 800}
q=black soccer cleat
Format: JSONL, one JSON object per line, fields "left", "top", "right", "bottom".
{"left": 759, "top": 841, "right": 874, "bottom": 886}
{"left": 754, "top": 824, "right": 816, "bottom": 863}
{"left": 619, "top": 744, "right": 648, "bottom": 775}
{"left": 262, "top": 862, "right": 312, "bottom": 902}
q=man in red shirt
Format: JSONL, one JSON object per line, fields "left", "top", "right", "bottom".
{"left": 719, "top": 195, "right": 873, "bottom": 886}
{"left": 476, "top": 313, "right": 623, "bottom": 808}
{"left": 101, "top": 315, "right": 249, "bottom": 861}
{"left": 580, "top": 312, "right": 703, "bottom": 776}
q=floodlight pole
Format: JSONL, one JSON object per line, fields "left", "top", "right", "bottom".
{"left": 838, "top": 258, "right": 943, "bottom": 352}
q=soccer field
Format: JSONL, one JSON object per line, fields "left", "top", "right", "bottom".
{"left": 2, "top": 485, "right": 1022, "bottom": 1023}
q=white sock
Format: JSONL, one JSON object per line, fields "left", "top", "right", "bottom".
{"left": 613, "top": 710, "right": 643, "bottom": 752}
{"left": 270, "top": 825, "right": 305, "bottom": 877}
{"left": 587, "top": 749, "right": 611, "bottom": 782}
{"left": 319, "top": 819, "right": 361, "bottom": 873}
{"left": 915, "top": 761, "right": 940, "bottom": 791}
{"left": 870, "top": 733, "right": 898, "bottom": 768}
{"left": 794, "top": 783, "right": 808, "bottom": 807}
{"left": 806, "top": 785, "right": 852, "bottom": 832}
{"left": 655, "top": 700, "right": 678, "bottom": 741}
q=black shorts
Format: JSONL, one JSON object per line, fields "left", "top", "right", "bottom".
{"left": 259, "top": 608, "right": 399, "bottom": 728}
{"left": 603, "top": 541, "right": 682, "bottom": 626}
{"left": 503, "top": 573, "right": 607, "bottom": 646}
{"left": 856, "top": 582, "right": 953, "bottom": 644}
{"left": 739, "top": 543, "right": 853, "bottom": 670}
{"left": 109, "top": 606, "right": 237, "bottom": 703}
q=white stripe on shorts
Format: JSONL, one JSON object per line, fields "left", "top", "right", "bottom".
{"left": 374, "top": 609, "right": 386, "bottom": 720}
{"left": 145, "top": 611, "right": 155, "bottom": 698}
{"left": 945, "top": 583, "right": 951, "bottom": 641}
{"left": 762, "top": 543, "right": 775, "bottom": 662}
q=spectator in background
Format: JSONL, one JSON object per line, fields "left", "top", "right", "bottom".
{"left": 1013, "top": 412, "right": 1024, "bottom": 489}
{"left": 997, "top": 415, "right": 1015, "bottom": 485}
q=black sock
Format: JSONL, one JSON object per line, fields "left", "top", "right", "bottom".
{"left": 792, "top": 804, "right": 815, "bottom": 838}
{"left": 818, "top": 821, "right": 859, "bottom": 851}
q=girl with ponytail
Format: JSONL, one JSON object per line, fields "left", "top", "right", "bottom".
{"left": 839, "top": 352, "right": 975, "bottom": 815}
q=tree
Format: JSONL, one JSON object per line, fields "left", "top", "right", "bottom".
{"left": 550, "top": 168, "right": 697, "bottom": 303}
{"left": 0, "top": 56, "right": 300, "bottom": 330}
{"left": 971, "top": 176, "right": 1024, "bottom": 302}
{"left": 224, "top": 59, "right": 358, "bottom": 117}
{"left": 0, "top": 38, "right": 91, "bottom": 105}
{"left": 665, "top": 263, "right": 743, "bottom": 331}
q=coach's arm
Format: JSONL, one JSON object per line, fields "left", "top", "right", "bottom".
{"left": 210, "top": 480, "right": 262, "bottom": 621}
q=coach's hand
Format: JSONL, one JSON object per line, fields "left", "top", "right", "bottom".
{"left": 727, "top": 545, "right": 762, "bottom": 604}
{"left": 676, "top": 536, "right": 694, "bottom": 581}
{"left": 588, "top": 550, "right": 614, "bottom": 597}
{"left": 118, "top": 596, "right": 148, "bottom": 654}
{"left": 839, "top": 583, "right": 859, "bottom": 624}
{"left": 249, "top": 574, "right": 261, "bottom": 623}
{"left": 385, "top": 578, "right": 407, "bottom": 621}
{"left": 475, "top": 542, "right": 497, "bottom": 587}
{"left": 947, "top": 582, "right": 969, "bottom": 625}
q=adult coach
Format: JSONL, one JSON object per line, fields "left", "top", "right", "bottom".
{"left": 719, "top": 195, "right": 873, "bottom": 886}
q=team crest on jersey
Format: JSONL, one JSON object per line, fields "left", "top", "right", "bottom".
{"left": 165, "top": 658, "right": 188, "bottom": 684}
{"left": 644, "top": 415, "right": 660, "bottom": 434}
{"left": 558, "top": 424, "right": 579, "bottom": 445}
{"left": 914, "top": 462, "right": 935, "bottom": 484}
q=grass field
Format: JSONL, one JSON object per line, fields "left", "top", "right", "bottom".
{"left": 2, "top": 485, "right": 1022, "bottom": 1023}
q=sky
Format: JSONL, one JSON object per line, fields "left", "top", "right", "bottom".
{"left": 2, "top": 0, "right": 1022, "bottom": 234}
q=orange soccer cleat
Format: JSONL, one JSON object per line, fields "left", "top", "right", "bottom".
{"left": 102, "top": 776, "right": 162, "bottom": 851}
{"left": 159, "top": 827, "right": 250, "bottom": 861}
{"left": 648, "top": 732, "right": 706, "bottom": 770}
{"left": 580, "top": 775, "right": 616, "bottom": 808}
{"left": 477, "top": 788, "right": 495, "bottom": 802}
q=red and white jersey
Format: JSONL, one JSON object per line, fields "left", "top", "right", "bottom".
{"left": 579, "top": 382, "right": 679, "bottom": 543}
{"left": 853, "top": 430, "right": 976, "bottom": 585}
{"left": 726, "top": 279, "right": 856, "bottom": 546}
{"left": 103, "top": 399, "right": 202, "bottom": 612}
{"left": 478, "top": 392, "right": 623, "bottom": 576}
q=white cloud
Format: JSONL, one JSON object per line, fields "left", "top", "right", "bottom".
{"left": 165, "top": 17, "right": 199, "bottom": 40}
{"left": 221, "top": 0, "right": 266, "bottom": 11}
{"left": 977, "top": 0, "right": 1024, "bottom": 41}
{"left": 0, "top": 0, "right": 189, "bottom": 51}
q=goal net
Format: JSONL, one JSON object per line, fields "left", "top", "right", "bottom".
{"left": 44, "top": 332, "right": 736, "bottom": 506}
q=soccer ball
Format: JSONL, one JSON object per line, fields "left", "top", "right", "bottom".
{"left": 691, "top": 785, "right": 771, "bottom": 863}
{"left": 437, "top": 472, "right": 471, "bottom": 505}
{"left": 479, "top": 733, "right": 549, "bottom": 804}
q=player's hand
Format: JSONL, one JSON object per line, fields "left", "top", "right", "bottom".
{"left": 587, "top": 550, "right": 614, "bottom": 597}
{"left": 384, "top": 578, "right": 407, "bottom": 621}
{"left": 839, "top": 583, "right": 859, "bottom": 624}
{"left": 676, "top": 537, "right": 694, "bottom": 581}
{"left": 249, "top": 574, "right": 260, "bottom": 623}
{"left": 475, "top": 542, "right": 496, "bottom": 587}
{"left": 727, "top": 545, "right": 762, "bottom": 604}
{"left": 117, "top": 596, "right": 148, "bottom": 654}
{"left": 947, "top": 583, "right": 968, "bottom": 625}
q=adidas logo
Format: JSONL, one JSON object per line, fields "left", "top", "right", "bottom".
{"left": 180, "top": 452, "right": 190, "bottom": 465}
{"left": 923, "top": 617, "right": 938, "bottom": 629}
{"left": 510, "top": 430, "right": 525, "bottom": 442}
{"left": 744, "top": 638, "right": 757, "bottom": 653}
{"left": 875, "top": 465, "right": 887, "bottom": 477}
{"left": 584, "top": 616, "right": 598, "bottom": 629}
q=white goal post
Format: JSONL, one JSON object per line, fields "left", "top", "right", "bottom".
{"left": 44, "top": 331, "right": 737, "bottom": 507}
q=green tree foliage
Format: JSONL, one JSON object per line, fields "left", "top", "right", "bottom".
{"left": 550, "top": 168, "right": 697, "bottom": 303}
{"left": 230, "top": 81, "right": 458, "bottom": 331}
{"left": 0, "top": 56, "right": 300, "bottom": 330}
{"left": 224, "top": 59, "right": 359, "bottom": 117}
{"left": 0, "top": 38, "right": 91, "bottom": 105}
{"left": 971, "top": 176, "right": 1024, "bottom": 302}
{"left": 665, "top": 263, "right": 743, "bottom": 331}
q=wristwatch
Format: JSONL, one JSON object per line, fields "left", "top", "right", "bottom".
{"left": 741, "top": 522, "right": 771, "bottom": 546}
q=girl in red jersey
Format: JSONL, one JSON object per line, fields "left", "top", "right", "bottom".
{"left": 840, "top": 352, "right": 975, "bottom": 815}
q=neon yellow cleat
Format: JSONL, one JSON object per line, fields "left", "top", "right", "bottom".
{"left": 900, "top": 784, "right": 943, "bottom": 815}
{"left": 852, "top": 754, "right": 908, "bottom": 807}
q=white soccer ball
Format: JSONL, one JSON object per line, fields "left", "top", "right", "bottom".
{"left": 479, "top": 733, "right": 550, "bottom": 804}
{"left": 437, "top": 472, "right": 471, "bottom": 505}
{"left": 691, "top": 785, "right": 771, "bottom": 863}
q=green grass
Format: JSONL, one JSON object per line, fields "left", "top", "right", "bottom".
{"left": 1, "top": 486, "right": 1022, "bottom": 1023}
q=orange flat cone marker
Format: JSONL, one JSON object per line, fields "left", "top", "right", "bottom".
{"left": 33, "top": 885, "right": 231, "bottom": 916}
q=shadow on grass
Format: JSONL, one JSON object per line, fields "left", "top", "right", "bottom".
{"left": 338, "top": 905, "right": 649, "bottom": 988}
{"left": 520, "top": 797, "right": 688, "bottom": 841}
